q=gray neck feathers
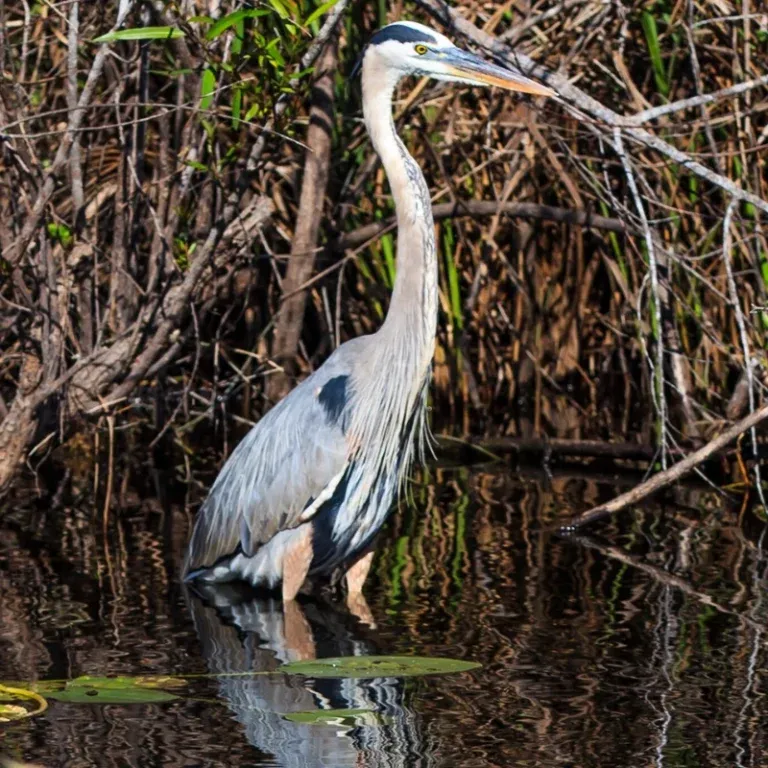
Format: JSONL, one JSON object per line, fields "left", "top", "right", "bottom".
{"left": 361, "top": 59, "right": 438, "bottom": 379}
{"left": 339, "top": 58, "right": 437, "bottom": 517}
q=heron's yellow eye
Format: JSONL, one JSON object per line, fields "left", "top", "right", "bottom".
{"left": 414, "top": 44, "right": 428, "bottom": 55}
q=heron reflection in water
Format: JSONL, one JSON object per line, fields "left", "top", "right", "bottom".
{"left": 187, "top": 584, "right": 437, "bottom": 767}
{"left": 184, "top": 22, "right": 553, "bottom": 617}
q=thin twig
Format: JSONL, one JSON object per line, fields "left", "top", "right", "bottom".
{"left": 723, "top": 201, "right": 767, "bottom": 511}
{"left": 414, "top": 0, "right": 768, "bottom": 217}
{"left": 613, "top": 128, "right": 667, "bottom": 468}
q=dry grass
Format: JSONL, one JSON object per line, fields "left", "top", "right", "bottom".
{"left": 0, "top": 0, "right": 766, "bottom": 494}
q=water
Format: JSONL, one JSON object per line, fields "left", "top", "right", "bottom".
{"left": 2, "top": 462, "right": 767, "bottom": 767}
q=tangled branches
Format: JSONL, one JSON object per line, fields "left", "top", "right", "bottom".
{"left": 1, "top": 0, "right": 767, "bottom": 501}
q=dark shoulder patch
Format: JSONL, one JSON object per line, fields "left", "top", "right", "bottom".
{"left": 369, "top": 24, "right": 437, "bottom": 47}
{"left": 318, "top": 375, "right": 349, "bottom": 424}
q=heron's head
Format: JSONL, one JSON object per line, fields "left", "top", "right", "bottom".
{"left": 359, "top": 20, "right": 553, "bottom": 97}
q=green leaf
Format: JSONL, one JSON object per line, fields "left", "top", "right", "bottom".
{"left": 279, "top": 655, "right": 482, "bottom": 679}
{"left": 304, "top": 0, "right": 340, "bottom": 28}
{"left": 206, "top": 9, "right": 271, "bottom": 40}
{"left": 200, "top": 68, "right": 216, "bottom": 111}
{"left": 93, "top": 27, "right": 184, "bottom": 44}
{"left": 231, "top": 87, "right": 242, "bottom": 129}
{"left": 268, "top": 0, "right": 290, "bottom": 19}
{"left": 266, "top": 38, "right": 285, "bottom": 67}
{"left": 231, "top": 19, "right": 245, "bottom": 57}
{"left": 282, "top": 707, "right": 384, "bottom": 727}
{"left": 43, "top": 676, "right": 183, "bottom": 705}
{"left": 640, "top": 12, "right": 668, "bottom": 96}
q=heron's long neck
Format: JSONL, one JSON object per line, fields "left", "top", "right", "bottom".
{"left": 362, "top": 68, "right": 438, "bottom": 372}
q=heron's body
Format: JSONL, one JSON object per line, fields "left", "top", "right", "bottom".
{"left": 184, "top": 21, "right": 552, "bottom": 609}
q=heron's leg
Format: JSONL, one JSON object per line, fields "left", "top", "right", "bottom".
{"left": 345, "top": 549, "right": 376, "bottom": 627}
{"left": 282, "top": 600, "right": 316, "bottom": 661}
{"left": 281, "top": 524, "right": 313, "bottom": 603}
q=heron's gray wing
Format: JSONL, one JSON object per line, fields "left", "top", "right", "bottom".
{"left": 184, "top": 344, "right": 361, "bottom": 574}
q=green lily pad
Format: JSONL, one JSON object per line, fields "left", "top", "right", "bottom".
{"left": 44, "top": 676, "right": 182, "bottom": 705}
{"left": 282, "top": 707, "right": 384, "bottom": 727}
{"left": 279, "top": 655, "right": 481, "bottom": 679}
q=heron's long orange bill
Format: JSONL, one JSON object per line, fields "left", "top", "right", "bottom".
{"left": 442, "top": 48, "right": 554, "bottom": 97}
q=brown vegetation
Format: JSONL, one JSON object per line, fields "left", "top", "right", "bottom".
{"left": 0, "top": 0, "right": 766, "bottom": 500}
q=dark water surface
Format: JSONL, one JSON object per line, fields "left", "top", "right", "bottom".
{"left": 2, "top": 462, "right": 767, "bottom": 767}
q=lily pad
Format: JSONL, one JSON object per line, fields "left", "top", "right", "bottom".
{"left": 279, "top": 655, "right": 481, "bottom": 679}
{"left": 44, "top": 676, "right": 182, "bottom": 705}
{"left": 282, "top": 707, "right": 384, "bottom": 727}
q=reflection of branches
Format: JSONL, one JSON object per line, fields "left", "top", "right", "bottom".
{"left": 564, "top": 533, "right": 765, "bottom": 633}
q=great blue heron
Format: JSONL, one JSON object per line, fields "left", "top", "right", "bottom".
{"left": 184, "top": 21, "right": 552, "bottom": 613}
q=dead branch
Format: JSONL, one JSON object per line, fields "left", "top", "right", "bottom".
{"left": 5, "top": 0, "right": 137, "bottom": 267}
{"left": 563, "top": 402, "right": 768, "bottom": 529}
{"left": 335, "top": 200, "right": 627, "bottom": 251}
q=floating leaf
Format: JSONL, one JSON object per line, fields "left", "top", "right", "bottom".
{"left": 280, "top": 655, "right": 482, "bottom": 679}
{"left": 50, "top": 687, "right": 177, "bottom": 704}
{"left": 282, "top": 707, "right": 384, "bottom": 727}
{"left": 93, "top": 27, "right": 184, "bottom": 44}
{"left": 44, "top": 676, "right": 182, "bottom": 705}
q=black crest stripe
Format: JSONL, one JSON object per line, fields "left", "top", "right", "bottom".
{"left": 369, "top": 25, "right": 437, "bottom": 47}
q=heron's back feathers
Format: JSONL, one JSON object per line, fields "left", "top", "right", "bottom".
{"left": 183, "top": 326, "right": 432, "bottom": 587}
{"left": 183, "top": 340, "right": 363, "bottom": 578}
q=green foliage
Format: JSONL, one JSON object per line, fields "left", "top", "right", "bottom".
{"left": 640, "top": 11, "right": 669, "bottom": 97}
{"left": 187, "top": 3, "right": 317, "bottom": 140}
{"left": 93, "top": 27, "right": 184, "bottom": 44}
{"left": 47, "top": 222, "right": 73, "bottom": 249}
{"left": 304, "top": 0, "right": 341, "bottom": 29}
{"left": 205, "top": 9, "right": 272, "bottom": 40}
